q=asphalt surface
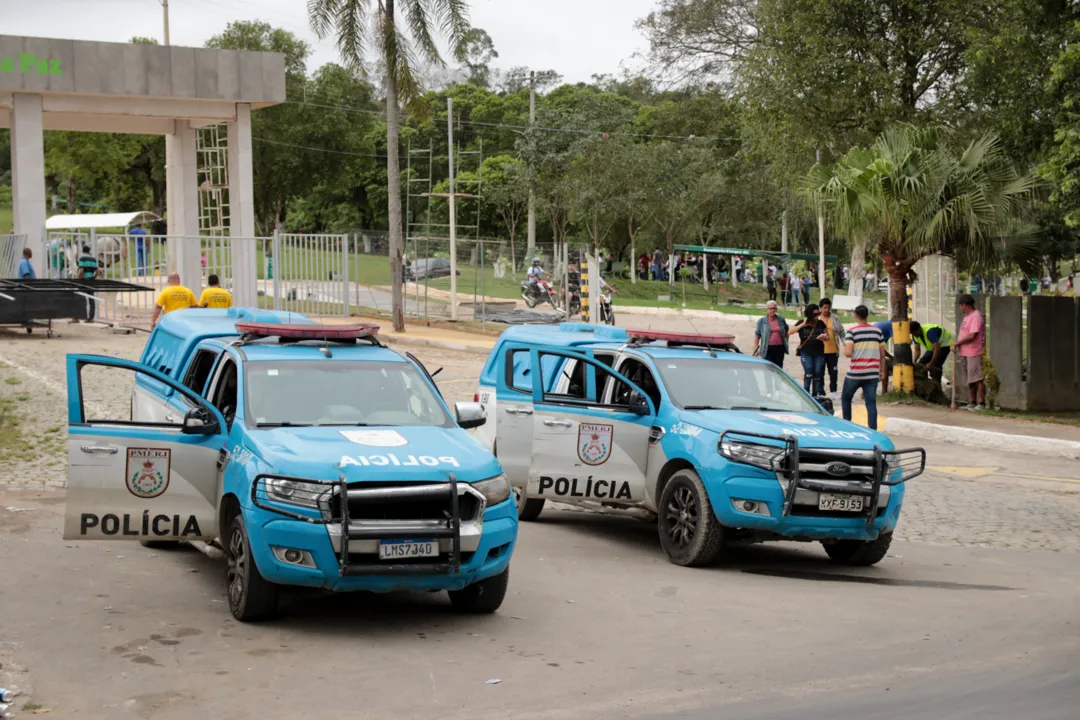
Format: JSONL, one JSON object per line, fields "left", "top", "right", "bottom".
{"left": 2, "top": 324, "right": 1080, "bottom": 718}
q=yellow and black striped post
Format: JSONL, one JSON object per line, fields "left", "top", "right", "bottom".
{"left": 581, "top": 251, "right": 590, "bottom": 323}
{"left": 891, "top": 285, "right": 917, "bottom": 392}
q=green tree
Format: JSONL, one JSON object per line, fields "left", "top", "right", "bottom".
{"left": 481, "top": 155, "right": 529, "bottom": 274}
{"left": 309, "top": 0, "right": 469, "bottom": 332}
{"left": 461, "top": 28, "right": 498, "bottom": 87}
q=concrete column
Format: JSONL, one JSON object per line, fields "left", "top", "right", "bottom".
{"left": 165, "top": 120, "right": 201, "bottom": 289}
{"left": 228, "top": 103, "right": 257, "bottom": 307}
{"left": 10, "top": 93, "right": 47, "bottom": 276}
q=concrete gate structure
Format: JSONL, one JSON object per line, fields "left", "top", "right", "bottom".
{"left": 0, "top": 34, "right": 285, "bottom": 306}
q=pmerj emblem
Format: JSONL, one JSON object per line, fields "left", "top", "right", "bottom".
{"left": 578, "top": 423, "right": 613, "bottom": 466}
{"left": 126, "top": 448, "right": 171, "bottom": 499}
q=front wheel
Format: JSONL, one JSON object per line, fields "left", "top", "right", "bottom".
{"left": 822, "top": 532, "right": 893, "bottom": 567}
{"left": 225, "top": 514, "right": 280, "bottom": 622}
{"left": 657, "top": 469, "right": 724, "bottom": 567}
{"left": 448, "top": 569, "right": 509, "bottom": 613}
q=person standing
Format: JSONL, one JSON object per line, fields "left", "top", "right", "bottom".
{"left": 954, "top": 294, "right": 986, "bottom": 411}
{"left": 16, "top": 248, "right": 36, "bottom": 279}
{"left": 908, "top": 320, "right": 953, "bottom": 383}
{"left": 652, "top": 248, "right": 664, "bottom": 281}
{"left": 77, "top": 244, "right": 100, "bottom": 322}
{"left": 790, "top": 304, "right": 828, "bottom": 397}
{"left": 801, "top": 272, "right": 811, "bottom": 304}
{"left": 842, "top": 305, "right": 886, "bottom": 430}
{"left": 199, "top": 274, "right": 233, "bottom": 309}
{"left": 129, "top": 222, "right": 148, "bottom": 276}
{"left": 766, "top": 269, "right": 777, "bottom": 302}
{"left": 753, "top": 300, "right": 789, "bottom": 367}
{"left": 49, "top": 241, "right": 67, "bottom": 279}
{"left": 151, "top": 272, "right": 197, "bottom": 329}
{"left": 790, "top": 274, "right": 802, "bottom": 307}
{"left": 818, "top": 298, "right": 846, "bottom": 398}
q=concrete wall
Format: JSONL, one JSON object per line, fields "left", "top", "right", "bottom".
{"left": 989, "top": 296, "right": 1025, "bottom": 410}
{"left": 0, "top": 35, "right": 285, "bottom": 106}
{"left": 1027, "top": 296, "right": 1080, "bottom": 412}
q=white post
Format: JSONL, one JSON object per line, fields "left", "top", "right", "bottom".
{"left": 781, "top": 210, "right": 789, "bottom": 253}
{"left": 162, "top": 0, "right": 170, "bottom": 45}
{"left": 447, "top": 97, "right": 458, "bottom": 321}
{"left": 816, "top": 150, "right": 826, "bottom": 297}
{"left": 10, "top": 94, "right": 47, "bottom": 278}
{"left": 166, "top": 120, "right": 200, "bottom": 288}
{"left": 526, "top": 71, "right": 536, "bottom": 269}
{"left": 228, "top": 104, "right": 257, "bottom": 307}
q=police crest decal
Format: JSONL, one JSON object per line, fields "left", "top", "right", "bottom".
{"left": 126, "top": 448, "right": 171, "bottom": 498}
{"left": 578, "top": 423, "right": 613, "bottom": 466}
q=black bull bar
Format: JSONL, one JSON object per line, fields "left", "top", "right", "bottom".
{"left": 718, "top": 430, "right": 926, "bottom": 529}
{"left": 251, "top": 473, "right": 463, "bottom": 576}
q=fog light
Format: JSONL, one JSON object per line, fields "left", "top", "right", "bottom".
{"left": 284, "top": 549, "right": 302, "bottom": 563}
{"left": 742, "top": 501, "right": 757, "bottom": 512}
{"left": 731, "top": 498, "right": 771, "bottom": 517}
{"left": 272, "top": 546, "right": 315, "bottom": 567}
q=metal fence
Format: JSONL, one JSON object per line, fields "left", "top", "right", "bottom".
{"left": 1, "top": 234, "right": 27, "bottom": 278}
{"left": 911, "top": 255, "right": 961, "bottom": 335}
{"left": 270, "top": 232, "right": 350, "bottom": 317}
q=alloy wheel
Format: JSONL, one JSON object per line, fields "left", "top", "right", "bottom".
{"left": 664, "top": 485, "right": 698, "bottom": 549}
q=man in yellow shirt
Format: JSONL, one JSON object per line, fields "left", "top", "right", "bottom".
{"left": 151, "top": 273, "right": 197, "bottom": 328}
{"left": 818, "top": 297, "right": 847, "bottom": 399}
{"left": 199, "top": 274, "right": 233, "bottom": 309}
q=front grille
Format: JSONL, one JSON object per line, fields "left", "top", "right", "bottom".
{"left": 785, "top": 448, "right": 876, "bottom": 483}
{"left": 330, "top": 482, "right": 482, "bottom": 522}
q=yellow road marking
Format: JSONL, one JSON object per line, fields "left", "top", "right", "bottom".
{"left": 928, "top": 466, "right": 1000, "bottom": 478}
{"left": 1000, "top": 472, "right": 1080, "bottom": 485}
{"left": 836, "top": 405, "right": 888, "bottom": 431}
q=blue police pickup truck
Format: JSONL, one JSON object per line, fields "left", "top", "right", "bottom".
{"left": 63, "top": 308, "right": 517, "bottom": 621}
{"left": 473, "top": 323, "right": 924, "bottom": 568}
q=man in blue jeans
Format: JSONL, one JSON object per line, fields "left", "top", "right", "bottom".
{"left": 842, "top": 305, "right": 887, "bottom": 430}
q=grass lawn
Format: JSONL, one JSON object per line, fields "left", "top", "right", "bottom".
{"left": 0, "top": 206, "right": 13, "bottom": 234}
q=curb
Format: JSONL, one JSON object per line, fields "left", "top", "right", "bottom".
{"left": 380, "top": 334, "right": 492, "bottom": 356}
{"left": 881, "top": 416, "right": 1080, "bottom": 459}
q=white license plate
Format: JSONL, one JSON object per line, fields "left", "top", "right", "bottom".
{"left": 818, "top": 494, "right": 864, "bottom": 512}
{"left": 378, "top": 539, "right": 438, "bottom": 560}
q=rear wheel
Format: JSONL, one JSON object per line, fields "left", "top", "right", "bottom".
{"left": 657, "top": 469, "right": 724, "bottom": 567}
{"left": 448, "top": 569, "right": 509, "bottom": 614}
{"left": 822, "top": 532, "right": 893, "bottom": 567}
{"left": 514, "top": 485, "right": 546, "bottom": 521}
{"left": 225, "top": 514, "right": 280, "bottom": 622}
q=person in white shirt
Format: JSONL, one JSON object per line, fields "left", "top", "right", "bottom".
{"left": 527, "top": 257, "right": 546, "bottom": 286}
{"left": 789, "top": 274, "right": 802, "bottom": 306}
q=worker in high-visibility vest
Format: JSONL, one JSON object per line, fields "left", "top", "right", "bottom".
{"left": 908, "top": 321, "right": 953, "bottom": 382}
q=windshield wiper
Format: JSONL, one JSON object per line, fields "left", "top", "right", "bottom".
{"left": 683, "top": 404, "right": 724, "bottom": 410}
{"left": 727, "top": 405, "right": 788, "bottom": 412}
{"left": 312, "top": 423, "right": 374, "bottom": 427}
{"left": 255, "top": 422, "right": 314, "bottom": 428}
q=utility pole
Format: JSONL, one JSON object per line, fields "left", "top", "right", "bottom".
{"left": 447, "top": 97, "right": 458, "bottom": 321}
{"left": 816, "top": 149, "right": 826, "bottom": 298}
{"left": 526, "top": 70, "right": 536, "bottom": 269}
{"left": 161, "top": 0, "right": 170, "bottom": 45}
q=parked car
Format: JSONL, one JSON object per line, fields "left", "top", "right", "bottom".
{"left": 407, "top": 258, "right": 461, "bottom": 281}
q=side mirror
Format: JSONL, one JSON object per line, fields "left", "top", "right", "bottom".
{"left": 182, "top": 406, "right": 220, "bottom": 435}
{"left": 628, "top": 390, "right": 650, "bottom": 416}
{"left": 816, "top": 396, "right": 834, "bottom": 415}
{"left": 455, "top": 401, "right": 487, "bottom": 430}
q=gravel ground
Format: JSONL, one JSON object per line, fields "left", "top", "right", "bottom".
{"left": 3, "top": 320, "right": 1079, "bottom": 554}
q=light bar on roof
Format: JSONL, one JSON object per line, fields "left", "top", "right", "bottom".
{"left": 235, "top": 322, "right": 380, "bottom": 340}
{"left": 628, "top": 329, "right": 737, "bottom": 346}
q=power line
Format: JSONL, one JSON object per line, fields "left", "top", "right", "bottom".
{"left": 252, "top": 136, "right": 395, "bottom": 159}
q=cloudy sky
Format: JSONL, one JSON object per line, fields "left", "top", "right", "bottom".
{"left": 4, "top": 0, "right": 660, "bottom": 83}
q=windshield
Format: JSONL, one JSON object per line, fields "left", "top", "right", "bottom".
{"left": 652, "top": 357, "right": 824, "bottom": 414}
{"left": 245, "top": 360, "right": 452, "bottom": 428}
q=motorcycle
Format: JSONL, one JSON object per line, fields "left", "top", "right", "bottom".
{"left": 521, "top": 278, "right": 559, "bottom": 309}
{"left": 599, "top": 290, "right": 615, "bottom": 325}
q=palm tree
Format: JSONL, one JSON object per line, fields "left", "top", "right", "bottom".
{"left": 309, "top": 0, "right": 469, "bottom": 332}
{"left": 805, "top": 125, "right": 1038, "bottom": 392}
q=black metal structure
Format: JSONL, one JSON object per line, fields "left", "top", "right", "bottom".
{"left": 0, "top": 278, "right": 153, "bottom": 337}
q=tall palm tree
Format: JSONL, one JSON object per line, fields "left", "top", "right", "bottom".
{"left": 309, "top": 0, "right": 469, "bottom": 331}
{"left": 805, "top": 125, "right": 1038, "bottom": 392}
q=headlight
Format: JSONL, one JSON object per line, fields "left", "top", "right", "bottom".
{"left": 471, "top": 474, "right": 512, "bottom": 505}
{"left": 719, "top": 440, "right": 789, "bottom": 471}
{"left": 266, "top": 477, "right": 331, "bottom": 509}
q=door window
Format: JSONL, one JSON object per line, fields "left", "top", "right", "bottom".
{"left": 209, "top": 357, "right": 239, "bottom": 430}
{"left": 182, "top": 349, "right": 220, "bottom": 396}
{"left": 79, "top": 363, "right": 184, "bottom": 427}
{"left": 611, "top": 358, "right": 663, "bottom": 410}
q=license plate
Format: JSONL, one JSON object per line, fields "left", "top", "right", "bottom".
{"left": 378, "top": 539, "right": 438, "bottom": 560}
{"left": 818, "top": 493, "right": 864, "bottom": 512}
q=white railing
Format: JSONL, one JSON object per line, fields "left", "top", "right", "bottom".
{"left": 270, "top": 232, "right": 350, "bottom": 316}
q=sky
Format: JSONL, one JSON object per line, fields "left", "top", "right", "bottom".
{"left": 3, "top": 0, "right": 660, "bottom": 84}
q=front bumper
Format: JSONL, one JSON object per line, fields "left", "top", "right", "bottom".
{"left": 711, "top": 431, "right": 924, "bottom": 541}
{"left": 245, "top": 475, "right": 517, "bottom": 592}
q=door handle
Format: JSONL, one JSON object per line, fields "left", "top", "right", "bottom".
{"left": 80, "top": 445, "right": 119, "bottom": 454}
{"left": 505, "top": 407, "right": 534, "bottom": 416}
{"left": 543, "top": 419, "right": 573, "bottom": 428}
{"left": 165, "top": 413, "right": 176, "bottom": 423}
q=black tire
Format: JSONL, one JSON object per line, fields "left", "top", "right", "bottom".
{"left": 523, "top": 293, "right": 537, "bottom": 309}
{"left": 225, "top": 513, "right": 280, "bottom": 621}
{"left": 448, "top": 569, "right": 509, "bottom": 614}
{"left": 139, "top": 539, "right": 180, "bottom": 549}
{"left": 515, "top": 485, "right": 546, "bottom": 521}
{"left": 657, "top": 469, "right": 725, "bottom": 567}
{"left": 822, "top": 532, "right": 893, "bottom": 567}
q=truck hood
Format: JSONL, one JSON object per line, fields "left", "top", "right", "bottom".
{"left": 247, "top": 425, "right": 501, "bottom": 482}
{"left": 677, "top": 409, "right": 892, "bottom": 451}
